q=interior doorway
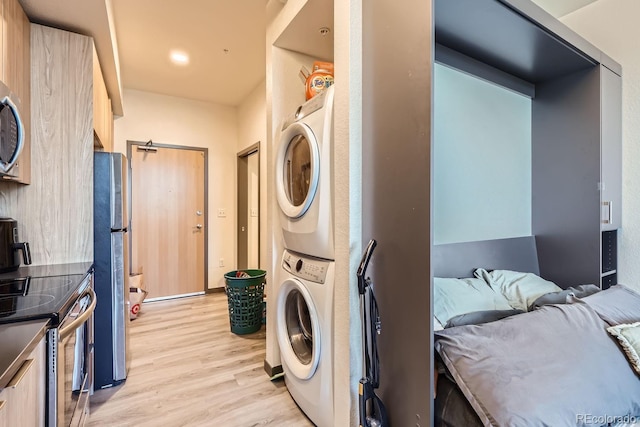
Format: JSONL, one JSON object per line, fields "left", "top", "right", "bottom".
{"left": 128, "top": 141, "right": 208, "bottom": 300}
{"left": 237, "top": 143, "right": 260, "bottom": 270}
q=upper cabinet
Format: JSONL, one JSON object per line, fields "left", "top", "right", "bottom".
{"left": 28, "top": 23, "right": 94, "bottom": 265}
{"left": 600, "top": 65, "right": 622, "bottom": 232}
{"left": 93, "top": 47, "right": 113, "bottom": 152}
{"left": 1, "top": 0, "right": 30, "bottom": 184}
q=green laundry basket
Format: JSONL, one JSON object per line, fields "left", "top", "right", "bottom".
{"left": 224, "top": 269, "right": 267, "bottom": 334}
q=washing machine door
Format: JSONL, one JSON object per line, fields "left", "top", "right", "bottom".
{"left": 276, "top": 278, "right": 320, "bottom": 380}
{"left": 276, "top": 122, "right": 320, "bottom": 219}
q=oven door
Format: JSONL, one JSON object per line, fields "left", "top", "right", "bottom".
{"left": 51, "top": 285, "right": 96, "bottom": 427}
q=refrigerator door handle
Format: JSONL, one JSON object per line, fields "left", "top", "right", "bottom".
{"left": 110, "top": 231, "right": 129, "bottom": 381}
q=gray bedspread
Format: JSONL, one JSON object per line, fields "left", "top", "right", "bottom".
{"left": 434, "top": 301, "right": 640, "bottom": 426}
{"left": 582, "top": 284, "right": 640, "bottom": 325}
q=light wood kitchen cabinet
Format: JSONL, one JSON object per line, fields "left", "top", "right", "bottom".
{"left": 93, "top": 46, "right": 113, "bottom": 152}
{"left": 27, "top": 24, "right": 94, "bottom": 265}
{"left": 1, "top": 0, "right": 31, "bottom": 184}
{"left": 0, "top": 336, "right": 46, "bottom": 427}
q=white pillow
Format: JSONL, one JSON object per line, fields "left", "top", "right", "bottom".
{"left": 474, "top": 268, "right": 562, "bottom": 311}
{"left": 433, "top": 277, "right": 512, "bottom": 326}
{"left": 607, "top": 322, "right": 640, "bottom": 376}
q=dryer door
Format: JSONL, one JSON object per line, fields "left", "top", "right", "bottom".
{"left": 276, "top": 278, "right": 320, "bottom": 380}
{"left": 276, "top": 122, "right": 320, "bottom": 219}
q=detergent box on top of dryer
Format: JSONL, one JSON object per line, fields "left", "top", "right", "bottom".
{"left": 305, "top": 61, "right": 334, "bottom": 100}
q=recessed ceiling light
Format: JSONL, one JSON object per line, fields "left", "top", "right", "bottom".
{"left": 170, "top": 50, "right": 189, "bottom": 65}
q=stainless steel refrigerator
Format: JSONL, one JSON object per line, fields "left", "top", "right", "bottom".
{"left": 93, "top": 152, "right": 131, "bottom": 389}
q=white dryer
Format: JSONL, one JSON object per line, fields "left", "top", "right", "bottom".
{"left": 276, "top": 250, "right": 334, "bottom": 427}
{"left": 275, "top": 85, "right": 335, "bottom": 260}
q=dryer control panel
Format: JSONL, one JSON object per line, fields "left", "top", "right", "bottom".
{"left": 281, "top": 87, "right": 331, "bottom": 130}
{"left": 282, "top": 251, "right": 329, "bottom": 284}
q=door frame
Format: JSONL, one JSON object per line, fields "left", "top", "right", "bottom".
{"left": 126, "top": 140, "right": 209, "bottom": 294}
{"left": 237, "top": 142, "right": 260, "bottom": 269}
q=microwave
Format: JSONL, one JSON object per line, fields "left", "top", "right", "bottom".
{"left": 0, "top": 80, "right": 24, "bottom": 178}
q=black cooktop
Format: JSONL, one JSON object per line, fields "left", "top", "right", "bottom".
{"left": 0, "top": 273, "right": 90, "bottom": 326}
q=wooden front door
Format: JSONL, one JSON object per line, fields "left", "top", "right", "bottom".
{"left": 130, "top": 144, "right": 206, "bottom": 299}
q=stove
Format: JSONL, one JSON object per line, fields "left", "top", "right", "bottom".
{"left": 0, "top": 263, "right": 95, "bottom": 426}
{"left": 0, "top": 274, "right": 90, "bottom": 326}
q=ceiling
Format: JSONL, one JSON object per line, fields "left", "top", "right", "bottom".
{"left": 530, "top": 0, "right": 599, "bottom": 18}
{"left": 20, "top": 0, "right": 267, "bottom": 115}
{"left": 19, "top": 0, "right": 598, "bottom": 117}
{"left": 111, "top": 0, "right": 266, "bottom": 108}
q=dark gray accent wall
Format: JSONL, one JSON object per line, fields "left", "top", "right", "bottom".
{"left": 362, "top": 0, "right": 433, "bottom": 424}
{"left": 532, "top": 67, "right": 601, "bottom": 288}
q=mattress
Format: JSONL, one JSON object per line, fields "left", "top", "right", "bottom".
{"left": 433, "top": 289, "right": 640, "bottom": 426}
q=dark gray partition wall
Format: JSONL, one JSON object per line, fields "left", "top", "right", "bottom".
{"left": 362, "top": 0, "right": 433, "bottom": 424}
{"left": 532, "top": 68, "right": 602, "bottom": 288}
{"left": 362, "top": 0, "right": 621, "bottom": 424}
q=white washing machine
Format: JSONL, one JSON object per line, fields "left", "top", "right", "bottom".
{"left": 275, "top": 85, "right": 335, "bottom": 260}
{"left": 276, "top": 250, "right": 334, "bottom": 427}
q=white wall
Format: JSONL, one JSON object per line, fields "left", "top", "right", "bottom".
{"left": 237, "top": 81, "right": 268, "bottom": 271}
{"left": 433, "top": 63, "right": 532, "bottom": 244}
{"left": 562, "top": 1, "right": 640, "bottom": 292}
{"left": 238, "top": 81, "right": 267, "bottom": 152}
{"left": 113, "top": 89, "right": 238, "bottom": 289}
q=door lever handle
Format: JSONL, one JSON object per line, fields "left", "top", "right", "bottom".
{"left": 195, "top": 224, "right": 203, "bottom": 229}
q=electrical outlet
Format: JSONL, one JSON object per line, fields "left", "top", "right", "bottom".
{"left": 217, "top": 208, "right": 226, "bottom": 218}
{"left": 250, "top": 208, "right": 258, "bottom": 217}
{"left": 219, "top": 258, "right": 224, "bottom": 267}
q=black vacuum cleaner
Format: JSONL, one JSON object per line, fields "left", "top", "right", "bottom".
{"left": 357, "top": 239, "right": 389, "bottom": 427}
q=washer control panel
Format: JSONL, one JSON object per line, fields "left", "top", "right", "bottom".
{"left": 282, "top": 251, "right": 329, "bottom": 284}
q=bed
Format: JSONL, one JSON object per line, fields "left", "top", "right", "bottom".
{"left": 432, "top": 237, "right": 640, "bottom": 427}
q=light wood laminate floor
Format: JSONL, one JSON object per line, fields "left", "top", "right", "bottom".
{"left": 89, "top": 292, "right": 313, "bottom": 427}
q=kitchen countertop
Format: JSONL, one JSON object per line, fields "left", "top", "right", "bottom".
{"left": 0, "top": 262, "right": 94, "bottom": 280}
{"left": 0, "top": 319, "right": 49, "bottom": 390}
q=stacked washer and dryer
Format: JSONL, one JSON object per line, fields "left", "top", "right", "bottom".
{"left": 274, "top": 85, "right": 336, "bottom": 427}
